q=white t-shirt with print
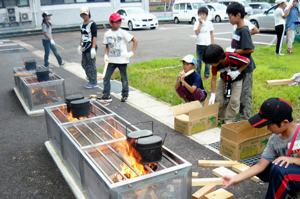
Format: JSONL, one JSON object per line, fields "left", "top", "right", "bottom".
{"left": 193, "top": 20, "right": 214, "bottom": 46}
{"left": 103, "top": 29, "right": 134, "bottom": 64}
{"left": 274, "top": 7, "right": 285, "bottom": 26}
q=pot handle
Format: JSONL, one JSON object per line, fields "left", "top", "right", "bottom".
{"left": 125, "top": 121, "right": 154, "bottom": 136}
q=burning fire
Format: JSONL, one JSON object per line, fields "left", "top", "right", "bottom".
{"left": 60, "top": 105, "right": 86, "bottom": 122}
{"left": 112, "top": 140, "right": 149, "bottom": 179}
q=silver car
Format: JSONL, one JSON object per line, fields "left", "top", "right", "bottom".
{"left": 249, "top": 5, "right": 276, "bottom": 31}
{"left": 249, "top": 2, "right": 272, "bottom": 14}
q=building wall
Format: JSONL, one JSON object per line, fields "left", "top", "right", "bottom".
{"left": 0, "top": 0, "right": 149, "bottom": 31}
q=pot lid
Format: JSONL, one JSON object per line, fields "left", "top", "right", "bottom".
{"left": 70, "top": 98, "right": 90, "bottom": 106}
{"left": 66, "top": 94, "right": 84, "bottom": 102}
{"left": 127, "top": 130, "right": 153, "bottom": 139}
{"left": 136, "top": 135, "right": 162, "bottom": 146}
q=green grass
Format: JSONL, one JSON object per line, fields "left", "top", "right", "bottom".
{"left": 99, "top": 45, "right": 300, "bottom": 119}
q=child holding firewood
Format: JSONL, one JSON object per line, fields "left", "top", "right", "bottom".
{"left": 203, "top": 44, "right": 249, "bottom": 124}
{"left": 224, "top": 98, "right": 300, "bottom": 199}
{"left": 175, "top": 54, "right": 207, "bottom": 102}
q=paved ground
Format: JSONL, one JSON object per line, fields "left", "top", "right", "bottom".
{"left": 0, "top": 24, "right": 270, "bottom": 198}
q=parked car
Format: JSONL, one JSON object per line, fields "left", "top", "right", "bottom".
{"left": 248, "top": 5, "right": 276, "bottom": 31}
{"left": 249, "top": 2, "right": 272, "bottom": 14}
{"left": 172, "top": 0, "right": 213, "bottom": 24}
{"left": 116, "top": 7, "right": 159, "bottom": 31}
{"left": 207, "top": 3, "right": 228, "bottom": 22}
{"left": 218, "top": 0, "right": 254, "bottom": 15}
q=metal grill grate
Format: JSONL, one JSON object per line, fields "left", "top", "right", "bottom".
{"left": 208, "top": 142, "right": 260, "bottom": 166}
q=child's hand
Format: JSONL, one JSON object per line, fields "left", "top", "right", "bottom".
{"left": 180, "top": 74, "right": 185, "bottom": 82}
{"left": 223, "top": 176, "right": 236, "bottom": 188}
{"left": 273, "top": 156, "right": 292, "bottom": 168}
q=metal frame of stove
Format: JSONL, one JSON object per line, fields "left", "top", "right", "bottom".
{"left": 44, "top": 101, "right": 192, "bottom": 199}
{"left": 13, "top": 67, "right": 65, "bottom": 116}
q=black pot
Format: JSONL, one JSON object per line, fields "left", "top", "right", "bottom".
{"left": 36, "top": 70, "right": 50, "bottom": 82}
{"left": 65, "top": 94, "right": 84, "bottom": 113}
{"left": 135, "top": 135, "right": 163, "bottom": 164}
{"left": 70, "top": 99, "right": 90, "bottom": 119}
{"left": 127, "top": 129, "right": 153, "bottom": 144}
{"left": 25, "top": 60, "right": 36, "bottom": 70}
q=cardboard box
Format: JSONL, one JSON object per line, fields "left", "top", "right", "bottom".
{"left": 220, "top": 120, "right": 271, "bottom": 160}
{"left": 172, "top": 101, "right": 219, "bottom": 136}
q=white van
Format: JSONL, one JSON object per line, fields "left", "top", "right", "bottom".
{"left": 172, "top": 0, "right": 213, "bottom": 24}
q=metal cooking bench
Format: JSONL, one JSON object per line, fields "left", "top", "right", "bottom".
{"left": 13, "top": 66, "right": 65, "bottom": 116}
{"left": 44, "top": 101, "right": 192, "bottom": 199}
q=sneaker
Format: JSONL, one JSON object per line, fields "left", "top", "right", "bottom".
{"left": 99, "top": 96, "right": 112, "bottom": 103}
{"left": 276, "top": 53, "right": 285, "bottom": 56}
{"left": 84, "top": 83, "right": 99, "bottom": 89}
{"left": 121, "top": 96, "right": 128, "bottom": 102}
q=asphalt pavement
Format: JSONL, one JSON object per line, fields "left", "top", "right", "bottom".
{"left": 0, "top": 24, "right": 270, "bottom": 199}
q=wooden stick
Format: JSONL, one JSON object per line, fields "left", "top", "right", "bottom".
{"left": 14, "top": 73, "right": 33, "bottom": 77}
{"left": 266, "top": 79, "right": 293, "bottom": 86}
{"left": 212, "top": 167, "right": 237, "bottom": 178}
{"left": 204, "top": 188, "right": 233, "bottom": 199}
{"left": 231, "top": 164, "right": 261, "bottom": 182}
{"left": 198, "top": 160, "right": 239, "bottom": 167}
{"left": 192, "top": 185, "right": 216, "bottom": 199}
{"left": 192, "top": 172, "right": 199, "bottom": 177}
{"left": 192, "top": 178, "right": 223, "bottom": 187}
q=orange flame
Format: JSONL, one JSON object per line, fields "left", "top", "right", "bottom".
{"left": 112, "top": 140, "right": 149, "bottom": 179}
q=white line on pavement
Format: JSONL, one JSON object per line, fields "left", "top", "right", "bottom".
{"left": 0, "top": 48, "right": 24, "bottom": 52}
{"left": 0, "top": 43, "right": 19, "bottom": 47}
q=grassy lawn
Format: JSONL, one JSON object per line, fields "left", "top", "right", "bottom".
{"left": 99, "top": 44, "right": 300, "bottom": 119}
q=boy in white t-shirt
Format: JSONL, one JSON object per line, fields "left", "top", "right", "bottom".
{"left": 193, "top": 7, "right": 214, "bottom": 79}
{"left": 100, "top": 13, "right": 138, "bottom": 103}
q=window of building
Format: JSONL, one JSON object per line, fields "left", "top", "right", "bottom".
{"left": 18, "top": 0, "right": 29, "bottom": 6}
{"left": 41, "top": 0, "right": 109, "bottom": 5}
{"left": 2, "top": 0, "right": 29, "bottom": 8}
{"left": 120, "top": 0, "right": 141, "bottom": 3}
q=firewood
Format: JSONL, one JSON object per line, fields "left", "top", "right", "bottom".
{"left": 212, "top": 167, "right": 237, "bottom": 178}
{"left": 231, "top": 164, "right": 261, "bottom": 182}
{"left": 14, "top": 72, "right": 32, "bottom": 77}
{"left": 198, "top": 160, "right": 239, "bottom": 167}
{"left": 266, "top": 79, "right": 294, "bottom": 86}
{"left": 192, "top": 172, "right": 199, "bottom": 177}
{"left": 192, "top": 178, "right": 223, "bottom": 187}
{"left": 204, "top": 188, "right": 233, "bottom": 199}
{"left": 192, "top": 185, "right": 216, "bottom": 199}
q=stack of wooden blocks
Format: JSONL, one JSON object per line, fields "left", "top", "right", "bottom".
{"left": 191, "top": 160, "right": 261, "bottom": 199}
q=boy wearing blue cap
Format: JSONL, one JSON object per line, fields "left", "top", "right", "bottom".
{"left": 175, "top": 55, "right": 207, "bottom": 102}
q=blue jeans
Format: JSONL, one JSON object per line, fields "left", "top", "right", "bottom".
{"left": 103, "top": 63, "right": 129, "bottom": 98}
{"left": 257, "top": 163, "right": 300, "bottom": 199}
{"left": 42, "top": 39, "right": 62, "bottom": 67}
{"left": 196, "top": 45, "right": 210, "bottom": 78}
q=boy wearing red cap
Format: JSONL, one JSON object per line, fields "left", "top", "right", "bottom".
{"left": 223, "top": 98, "right": 300, "bottom": 199}
{"left": 100, "top": 13, "right": 138, "bottom": 103}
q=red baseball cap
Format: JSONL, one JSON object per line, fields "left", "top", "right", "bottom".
{"left": 109, "top": 13, "right": 122, "bottom": 23}
{"left": 249, "top": 98, "right": 293, "bottom": 128}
